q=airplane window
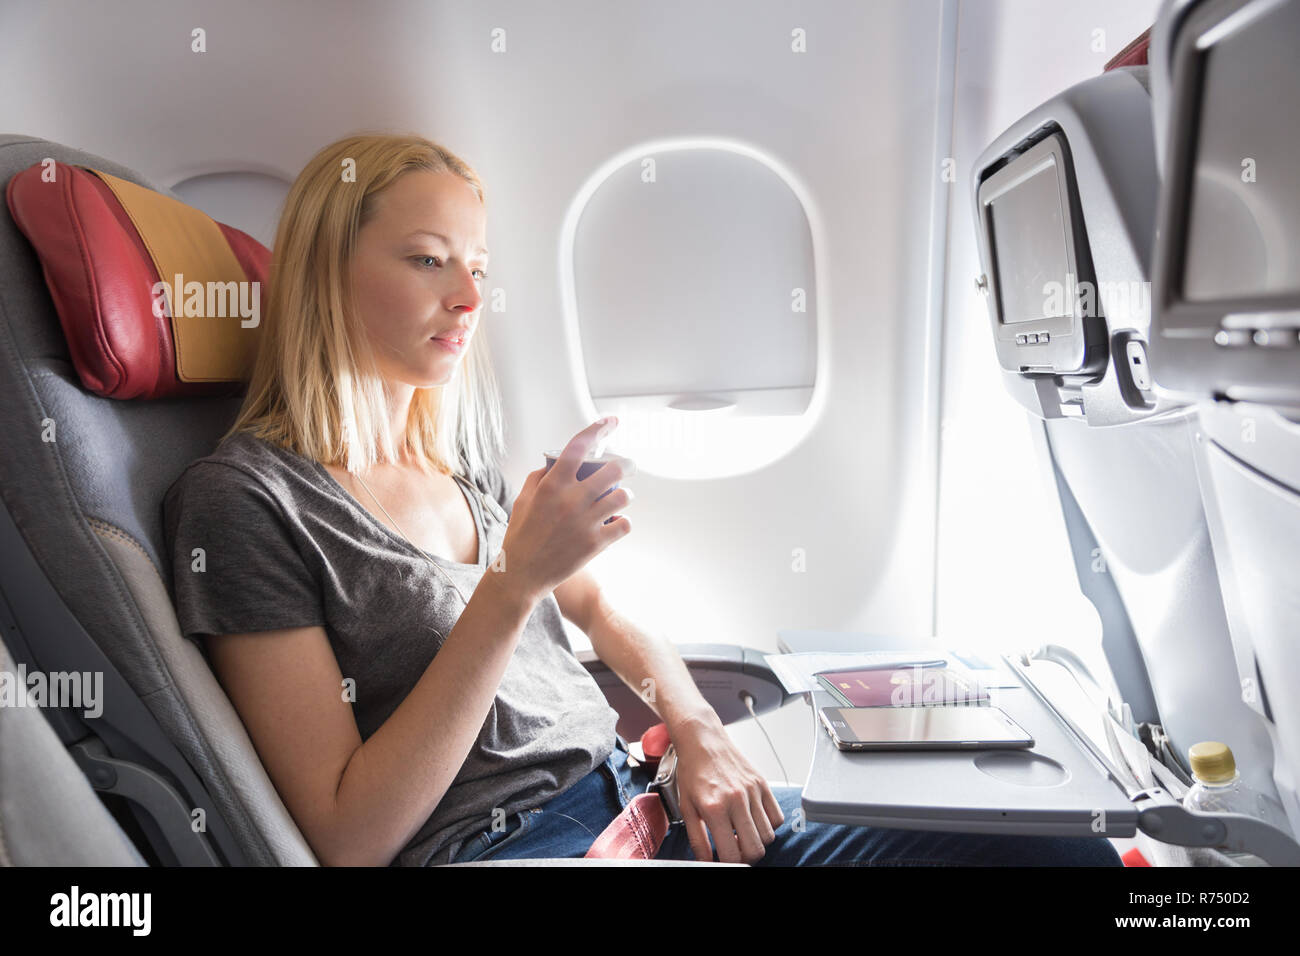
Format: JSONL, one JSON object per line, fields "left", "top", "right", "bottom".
{"left": 562, "top": 142, "right": 822, "bottom": 479}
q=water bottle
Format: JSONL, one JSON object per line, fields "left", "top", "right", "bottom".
{"left": 1183, "top": 741, "right": 1289, "bottom": 865}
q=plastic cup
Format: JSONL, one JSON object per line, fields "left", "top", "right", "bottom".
{"left": 543, "top": 450, "right": 632, "bottom": 525}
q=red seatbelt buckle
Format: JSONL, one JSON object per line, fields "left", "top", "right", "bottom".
{"left": 631, "top": 722, "right": 682, "bottom": 824}
{"left": 583, "top": 723, "right": 680, "bottom": 860}
{"left": 637, "top": 722, "right": 672, "bottom": 773}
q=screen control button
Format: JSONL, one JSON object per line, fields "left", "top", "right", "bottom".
{"left": 1252, "top": 329, "right": 1298, "bottom": 348}
{"left": 1125, "top": 339, "right": 1153, "bottom": 391}
{"left": 1214, "top": 329, "right": 1253, "bottom": 347}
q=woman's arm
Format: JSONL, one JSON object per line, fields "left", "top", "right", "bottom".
{"left": 208, "top": 566, "right": 539, "bottom": 867}
{"left": 554, "top": 569, "right": 716, "bottom": 732}
{"left": 565, "top": 575, "right": 784, "bottom": 865}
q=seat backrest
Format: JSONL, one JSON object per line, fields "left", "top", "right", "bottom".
{"left": 968, "top": 64, "right": 1285, "bottom": 818}
{"left": 1148, "top": 0, "right": 1300, "bottom": 838}
{"left": 0, "top": 133, "right": 316, "bottom": 864}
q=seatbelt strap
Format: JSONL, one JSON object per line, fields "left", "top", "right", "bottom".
{"left": 583, "top": 790, "right": 672, "bottom": 860}
{"left": 584, "top": 727, "right": 681, "bottom": 860}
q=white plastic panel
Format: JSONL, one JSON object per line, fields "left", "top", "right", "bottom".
{"left": 169, "top": 170, "right": 292, "bottom": 248}
{"left": 1045, "top": 412, "right": 1282, "bottom": 815}
{"left": 1199, "top": 436, "right": 1300, "bottom": 839}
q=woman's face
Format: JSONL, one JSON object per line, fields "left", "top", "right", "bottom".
{"left": 348, "top": 169, "right": 488, "bottom": 387}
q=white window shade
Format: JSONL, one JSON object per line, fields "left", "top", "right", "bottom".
{"left": 562, "top": 141, "right": 825, "bottom": 479}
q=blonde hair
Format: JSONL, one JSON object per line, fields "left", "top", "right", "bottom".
{"left": 222, "top": 131, "right": 506, "bottom": 483}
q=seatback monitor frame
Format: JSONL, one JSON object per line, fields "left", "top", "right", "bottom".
{"left": 977, "top": 130, "right": 1107, "bottom": 380}
{"left": 1149, "top": 0, "right": 1300, "bottom": 407}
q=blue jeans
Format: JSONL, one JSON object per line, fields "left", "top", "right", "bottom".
{"left": 449, "top": 739, "right": 1123, "bottom": 866}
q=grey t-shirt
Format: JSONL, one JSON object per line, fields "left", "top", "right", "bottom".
{"left": 161, "top": 429, "right": 618, "bottom": 866}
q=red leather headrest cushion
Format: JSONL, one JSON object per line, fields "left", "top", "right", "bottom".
{"left": 5, "top": 161, "right": 271, "bottom": 400}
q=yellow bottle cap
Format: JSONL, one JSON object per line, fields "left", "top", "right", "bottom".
{"left": 1189, "top": 741, "right": 1237, "bottom": 783}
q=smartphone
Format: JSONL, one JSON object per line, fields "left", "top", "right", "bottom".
{"left": 819, "top": 704, "right": 1034, "bottom": 752}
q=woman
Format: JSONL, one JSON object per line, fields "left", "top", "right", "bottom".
{"left": 164, "top": 132, "right": 1120, "bottom": 867}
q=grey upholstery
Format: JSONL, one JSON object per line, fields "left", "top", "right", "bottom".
{"left": 0, "top": 634, "right": 146, "bottom": 866}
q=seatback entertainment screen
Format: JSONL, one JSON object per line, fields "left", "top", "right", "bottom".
{"left": 987, "top": 156, "right": 1073, "bottom": 325}
{"left": 1181, "top": 0, "right": 1300, "bottom": 303}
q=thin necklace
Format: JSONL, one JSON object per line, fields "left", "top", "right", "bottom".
{"left": 351, "top": 469, "right": 474, "bottom": 606}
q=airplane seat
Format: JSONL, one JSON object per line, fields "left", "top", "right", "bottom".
{"left": 969, "top": 45, "right": 1292, "bottom": 863}
{"left": 0, "top": 631, "right": 146, "bottom": 866}
{"left": 0, "top": 133, "right": 317, "bottom": 865}
{"left": 0, "top": 133, "right": 788, "bottom": 867}
{"left": 1148, "top": 0, "right": 1300, "bottom": 840}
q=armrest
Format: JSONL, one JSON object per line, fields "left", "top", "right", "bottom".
{"left": 578, "top": 643, "right": 791, "bottom": 741}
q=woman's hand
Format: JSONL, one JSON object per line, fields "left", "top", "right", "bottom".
{"left": 669, "top": 714, "right": 785, "bottom": 864}
{"left": 496, "top": 418, "right": 633, "bottom": 601}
